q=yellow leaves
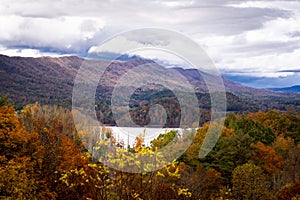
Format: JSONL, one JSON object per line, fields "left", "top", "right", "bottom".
{"left": 0, "top": 162, "right": 37, "bottom": 199}
{"left": 134, "top": 134, "right": 145, "bottom": 152}
{"left": 177, "top": 188, "right": 192, "bottom": 198}
{"left": 165, "top": 162, "right": 181, "bottom": 179}
{"left": 57, "top": 162, "right": 115, "bottom": 198}
{"left": 232, "top": 163, "right": 268, "bottom": 200}
{"left": 156, "top": 171, "right": 165, "bottom": 177}
{"left": 88, "top": 163, "right": 97, "bottom": 168}
{"left": 218, "top": 186, "right": 233, "bottom": 200}
{"left": 78, "top": 129, "right": 87, "bottom": 138}
{"left": 0, "top": 105, "right": 48, "bottom": 198}
{"left": 131, "top": 191, "right": 143, "bottom": 200}
{"left": 59, "top": 173, "right": 70, "bottom": 186}
{"left": 221, "top": 126, "right": 234, "bottom": 137}
{"left": 79, "top": 168, "right": 86, "bottom": 175}
{"left": 59, "top": 167, "right": 89, "bottom": 188}
{"left": 168, "top": 167, "right": 180, "bottom": 178}
{"left": 2, "top": 103, "right": 197, "bottom": 199}
{"left": 20, "top": 107, "right": 29, "bottom": 114}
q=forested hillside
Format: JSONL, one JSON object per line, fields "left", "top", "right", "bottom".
{"left": 1, "top": 54, "right": 300, "bottom": 127}
{"left": 1, "top": 96, "right": 300, "bottom": 199}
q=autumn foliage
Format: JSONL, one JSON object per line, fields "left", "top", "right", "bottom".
{"left": 1, "top": 97, "right": 300, "bottom": 199}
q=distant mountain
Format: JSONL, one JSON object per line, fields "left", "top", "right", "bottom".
{"left": 268, "top": 85, "right": 300, "bottom": 93}
{"left": 0, "top": 54, "right": 299, "bottom": 124}
{"left": 0, "top": 54, "right": 83, "bottom": 107}
{"left": 223, "top": 73, "right": 300, "bottom": 90}
{"left": 172, "top": 67, "right": 278, "bottom": 98}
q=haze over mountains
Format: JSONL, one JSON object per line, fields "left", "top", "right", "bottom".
{"left": 268, "top": 85, "right": 300, "bottom": 93}
{"left": 0, "top": 54, "right": 299, "bottom": 124}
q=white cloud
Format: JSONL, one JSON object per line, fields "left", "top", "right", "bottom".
{"left": 0, "top": 0, "right": 300, "bottom": 85}
{"left": 228, "top": 0, "right": 300, "bottom": 11}
{"left": 192, "top": 2, "right": 300, "bottom": 78}
{"left": 0, "top": 48, "right": 65, "bottom": 57}
{"left": 160, "top": 0, "right": 195, "bottom": 8}
{"left": 0, "top": 14, "right": 105, "bottom": 52}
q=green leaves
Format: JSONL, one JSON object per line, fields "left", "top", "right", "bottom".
{"left": 1, "top": 97, "right": 300, "bottom": 199}
{"left": 226, "top": 115, "right": 275, "bottom": 145}
{"left": 203, "top": 133, "right": 254, "bottom": 181}
{"left": 0, "top": 95, "right": 12, "bottom": 107}
{"left": 232, "top": 163, "right": 268, "bottom": 200}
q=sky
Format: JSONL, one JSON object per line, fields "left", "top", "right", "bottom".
{"left": 0, "top": 0, "right": 300, "bottom": 88}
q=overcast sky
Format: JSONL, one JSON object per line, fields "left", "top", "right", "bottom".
{"left": 0, "top": 0, "right": 300, "bottom": 88}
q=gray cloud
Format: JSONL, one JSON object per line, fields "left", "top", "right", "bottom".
{"left": 279, "top": 69, "right": 300, "bottom": 73}
{"left": 231, "top": 40, "right": 300, "bottom": 56}
{"left": 0, "top": 1, "right": 292, "bottom": 46}
{"left": 223, "top": 73, "right": 300, "bottom": 88}
{"left": 0, "top": 0, "right": 300, "bottom": 88}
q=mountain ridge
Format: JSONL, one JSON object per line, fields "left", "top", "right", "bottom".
{"left": 268, "top": 85, "right": 300, "bottom": 93}
{"left": 0, "top": 54, "right": 299, "bottom": 116}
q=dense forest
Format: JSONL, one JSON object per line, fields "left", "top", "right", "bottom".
{"left": 1, "top": 95, "right": 300, "bottom": 200}
{"left": 1, "top": 54, "right": 300, "bottom": 116}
